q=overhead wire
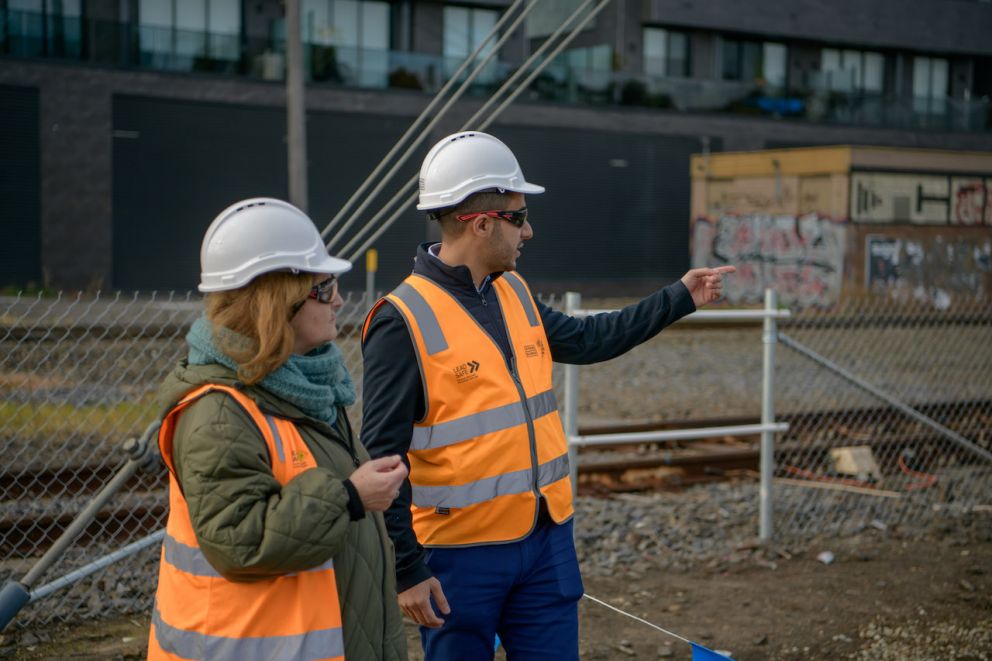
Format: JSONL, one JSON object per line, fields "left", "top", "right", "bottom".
{"left": 337, "top": 0, "right": 612, "bottom": 263}
{"left": 322, "top": 0, "right": 539, "bottom": 248}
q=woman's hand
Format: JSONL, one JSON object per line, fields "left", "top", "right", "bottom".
{"left": 350, "top": 455, "right": 408, "bottom": 512}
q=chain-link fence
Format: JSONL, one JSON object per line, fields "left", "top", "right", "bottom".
{"left": 1, "top": 290, "right": 989, "bottom": 629}
{"left": 774, "top": 297, "right": 992, "bottom": 537}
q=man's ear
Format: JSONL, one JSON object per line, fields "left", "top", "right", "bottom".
{"left": 471, "top": 216, "right": 490, "bottom": 236}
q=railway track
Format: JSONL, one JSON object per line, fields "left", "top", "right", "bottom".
{"left": 2, "top": 400, "right": 989, "bottom": 555}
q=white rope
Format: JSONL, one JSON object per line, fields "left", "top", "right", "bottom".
{"left": 581, "top": 593, "right": 691, "bottom": 645}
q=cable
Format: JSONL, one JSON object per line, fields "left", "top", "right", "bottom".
{"left": 324, "top": 0, "right": 542, "bottom": 250}
{"left": 319, "top": 0, "right": 529, "bottom": 241}
{"left": 336, "top": 0, "right": 601, "bottom": 260}
{"left": 582, "top": 593, "right": 690, "bottom": 645}
{"left": 340, "top": 0, "right": 613, "bottom": 263}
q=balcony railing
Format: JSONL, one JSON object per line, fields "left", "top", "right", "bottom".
{"left": 1, "top": 9, "right": 989, "bottom": 133}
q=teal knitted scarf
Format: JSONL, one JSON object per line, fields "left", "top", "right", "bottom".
{"left": 185, "top": 316, "right": 355, "bottom": 426}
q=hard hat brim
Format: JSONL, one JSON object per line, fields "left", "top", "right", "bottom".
{"left": 198, "top": 254, "right": 353, "bottom": 292}
{"left": 310, "top": 254, "right": 353, "bottom": 277}
{"left": 416, "top": 180, "right": 546, "bottom": 211}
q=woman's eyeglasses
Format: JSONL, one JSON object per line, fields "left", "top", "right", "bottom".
{"left": 291, "top": 276, "right": 338, "bottom": 316}
{"left": 308, "top": 276, "right": 338, "bottom": 303}
{"left": 456, "top": 207, "right": 528, "bottom": 228}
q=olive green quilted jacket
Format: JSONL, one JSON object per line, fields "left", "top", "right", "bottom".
{"left": 156, "top": 360, "right": 406, "bottom": 661}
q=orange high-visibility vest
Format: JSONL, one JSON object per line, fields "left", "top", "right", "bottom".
{"left": 148, "top": 384, "right": 345, "bottom": 661}
{"left": 363, "top": 271, "right": 573, "bottom": 546}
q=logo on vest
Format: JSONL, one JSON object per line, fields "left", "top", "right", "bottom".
{"left": 453, "top": 360, "right": 480, "bottom": 383}
{"left": 291, "top": 450, "right": 310, "bottom": 468}
{"left": 524, "top": 339, "right": 547, "bottom": 359}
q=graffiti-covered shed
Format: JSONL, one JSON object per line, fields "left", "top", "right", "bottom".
{"left": 690, "top": 146, "right": 992, "bottom": 309}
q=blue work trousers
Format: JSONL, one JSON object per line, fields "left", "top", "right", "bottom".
{"left": 421, "top": 517, "right": 583, "bottom": 661}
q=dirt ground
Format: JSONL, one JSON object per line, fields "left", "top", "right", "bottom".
{"left": 3, "top": 531, "right": 989, "bottom": 660}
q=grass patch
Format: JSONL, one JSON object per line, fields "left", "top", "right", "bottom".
{"left": 0, "top": 399, "right": 160, "bottom": 444}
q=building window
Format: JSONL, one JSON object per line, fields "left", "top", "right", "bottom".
{"left": 300, "top": 0, "right": 390, "bottom": 86}
{"left": 821, "top": 49, "right": 884, "bottom": 93}
{"left": 443, "top": 5, "right": 499, "bottom": 80}
{"left": 722, "top": 37, "right": 787, "bottom": 89}
{"left": 444, "top": 6, "right": 498, "bottom": 61}
{"left": 138, "top": 0, "right": 241, "bottom": 65}
{"left": 913, "top": 56, "right": 949, "bottom": 114}
{"left": 642, "top": 27, "right": 688, "bottom": 77}
{"left": 6, "top": 0, "right": 82, "bottom": 58}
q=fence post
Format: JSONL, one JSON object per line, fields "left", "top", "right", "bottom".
{"left": 563, "top": 292, "right": 581, "bottom": 501}
{"left": 760, "top": 288, "right": 778, "bottom": 542}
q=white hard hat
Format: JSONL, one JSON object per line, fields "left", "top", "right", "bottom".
{"left": 417, "top": 131, "right": 545, "bottom": 211}
{"left": 198, "top": 197, "right": 352, "bottom": 292}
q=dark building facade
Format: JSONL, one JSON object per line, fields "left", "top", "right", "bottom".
{"left": 1, "top": 0, "right": 990, "bottom": 293}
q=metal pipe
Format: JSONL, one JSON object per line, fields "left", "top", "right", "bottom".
{"left": 570, "top": 308, "right": 792, "bottom": 321}
{"left": 568, "top": 422, "right": 789, "bottom": 447}
{"left": 563, "top": 292, "right": 581, "bottom": 499}
{"left": 778, "top": 331, "right": 992, "bottom": 464}
{"left": 759, "top": 288, "right": 778, "bottom": 542}
{"left": 30, "top": 530, "right": 166, "bottom": 603}
{"left": 0, "top": 421, "right": 160, "bottom": 631}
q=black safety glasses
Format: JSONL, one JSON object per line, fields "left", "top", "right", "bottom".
{"left": 456, "top": 207, "right": 529, "bottom": 228}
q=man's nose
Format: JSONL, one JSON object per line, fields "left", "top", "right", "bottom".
{"left": 521, "top": 220, "right": 534, "bottom": 240}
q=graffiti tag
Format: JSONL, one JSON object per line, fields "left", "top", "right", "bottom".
{"left": 691, "top": 213, "right": 846, "bottom": 308}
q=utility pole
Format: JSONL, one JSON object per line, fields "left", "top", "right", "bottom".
{"left": 286, "top": 0, "right": 308, "bottom": 212}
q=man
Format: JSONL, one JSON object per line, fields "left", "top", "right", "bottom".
{"left": 361, "top": 131, "right": 734, "bottom": 659}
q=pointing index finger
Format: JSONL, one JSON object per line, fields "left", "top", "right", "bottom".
{"left": 712, "top": 265, "right": 736, "bottom": 274}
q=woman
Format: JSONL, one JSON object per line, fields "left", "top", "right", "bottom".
{"left": 147, "top": 198, "right": 407, "bottom": 661}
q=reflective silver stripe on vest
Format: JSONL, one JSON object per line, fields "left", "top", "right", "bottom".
{"left": 153, "top": 608, "right": 344, "bottom": 661}
{"left": 501, "top": 272, "right": 539, "bottom": 327}
{"left": 411, "top": 451, "right": 570, "bottom": 509}
{"left": 163, "top": 533, "right": 222, "bottom": 578}
{"left": 393, "top": 281, "right": 448, "bottom": 355}
{"left": 410, "top": 389, "right": 558, "bottom": 451}
{"left": 163, "top": 533, "right": 334, "bottom": 579}
{"left": 264, "top": 415, "right": 286, "bottom": 462}
{"left": 536, "top": 451, "right": 571, "bottom": 490}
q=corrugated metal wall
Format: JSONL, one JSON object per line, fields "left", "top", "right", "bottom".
{"left": 0, "top": 84, "right": 41, "bottom": 289}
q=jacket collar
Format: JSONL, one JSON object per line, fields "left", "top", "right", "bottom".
{"left": 413, "top": 241, "right": 504, "bottom": 294}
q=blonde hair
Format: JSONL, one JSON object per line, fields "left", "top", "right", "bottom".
{"left": 204, "top": 271, "right": 312, "bottom": 384}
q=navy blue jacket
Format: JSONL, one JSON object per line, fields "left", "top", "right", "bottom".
{"left": 361, "top": 242, "right": 695, "bottom": 591}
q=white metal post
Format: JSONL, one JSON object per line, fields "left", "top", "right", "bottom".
{"left": 563, "top": 292, "right": 581, "bottom": 501}
{"left": 759, "top": 288, "right": 778, "bottom": 541}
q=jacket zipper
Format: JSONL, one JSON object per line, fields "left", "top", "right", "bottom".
{"left": 509, "top": 356, "right": 541, "bottom": 498}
